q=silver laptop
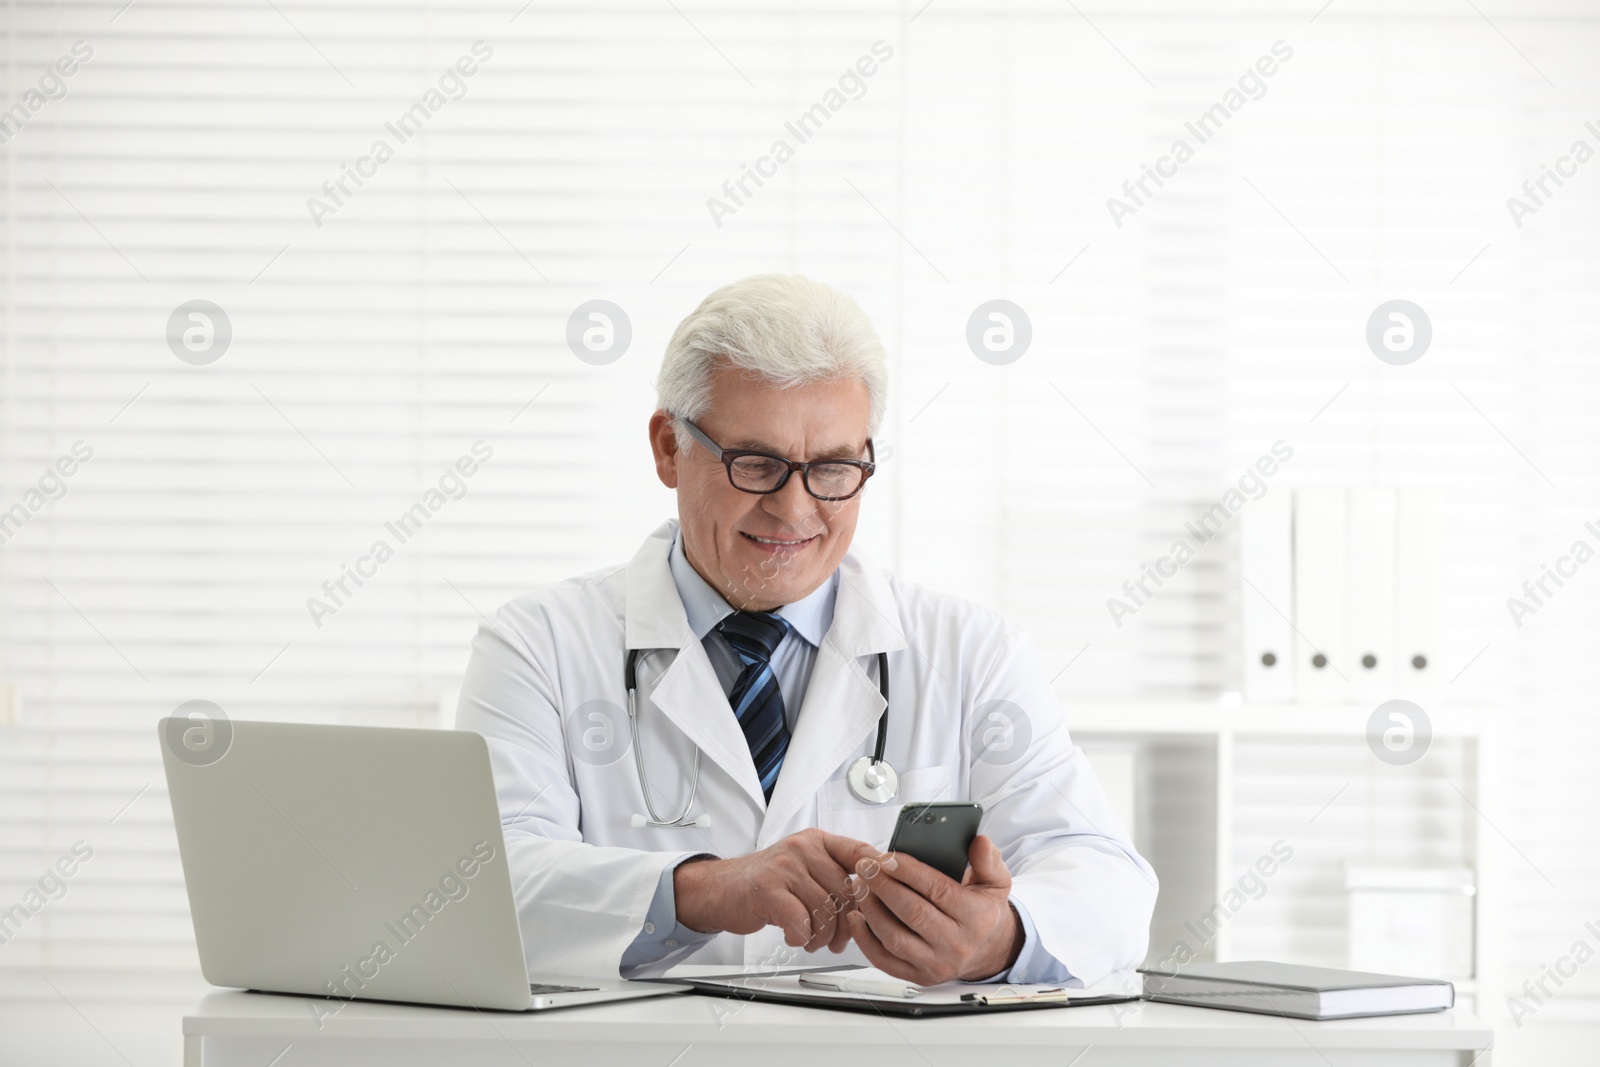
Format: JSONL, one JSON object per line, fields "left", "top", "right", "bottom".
{"left": 159, "top": 716, "right": 687, "bottom": 1012}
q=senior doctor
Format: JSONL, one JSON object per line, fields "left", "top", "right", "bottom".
{"left": 456, "top": 274, "right": 1156, "bottom": 986}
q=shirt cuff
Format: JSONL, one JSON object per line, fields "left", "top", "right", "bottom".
{"left": 966, "top": 898, "right": 1077, "bottom": 985}
{"left": 619, "top": 853, "right": 719, "bottom": 974}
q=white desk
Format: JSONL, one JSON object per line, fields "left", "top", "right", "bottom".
{"left": 183, "top": 974, "right": 1494, "bottom": 1067}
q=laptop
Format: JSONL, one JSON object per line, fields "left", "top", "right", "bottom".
{"left": 159, "top": 716, "right": 688, "bottom": 1012}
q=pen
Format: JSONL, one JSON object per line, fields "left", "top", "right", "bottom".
{"left": 961, "top": 988, "right": 1068, "bottom": 1004}
{"left": 798, "top": 974, "right": 921, "bottom": 999}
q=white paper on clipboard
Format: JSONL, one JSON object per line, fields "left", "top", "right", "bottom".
{"left": 675, "top": 964, "right": 1133, "bottom": 1007}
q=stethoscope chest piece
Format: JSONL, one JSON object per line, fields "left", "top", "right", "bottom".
{"left": 847, "top": 755, "right": 898, "bottom": 804}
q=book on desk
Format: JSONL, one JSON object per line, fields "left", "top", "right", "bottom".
{"left": 1139, "top": 961, "right": 1455, "bottom": 1020}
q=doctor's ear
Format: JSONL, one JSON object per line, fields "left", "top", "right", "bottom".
{"left": 648, "top": 410, "right": 681, "bottom": 489}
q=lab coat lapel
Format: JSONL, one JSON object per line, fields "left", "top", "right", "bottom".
{"left": 759, "top": 553, "right": 908, "bottom": 847}
{"left": 625, "top": 521, "right": 767, "bottom": 813}
{"left": 648, "top": 646, "right": 766, "bottom": 811}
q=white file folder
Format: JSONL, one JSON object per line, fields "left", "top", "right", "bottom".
{"left": 1395, "top": 491, "right": 1444, "bottom": 698}
{"left": 1346, "top": 488, "right": 1397, "bottom": 701}
{"left": 1293, "top": 488, "right": 1348, "bottom": 702}
{"left": 1241, "top": 490, "right": 1295, "bottom": 701}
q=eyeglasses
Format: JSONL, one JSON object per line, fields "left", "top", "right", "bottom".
{"left": 674, "top": 416, "right": 876, "bottom": 502}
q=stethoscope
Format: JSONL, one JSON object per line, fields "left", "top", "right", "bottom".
{"left": 624, "top": 647, "right": 897, "bottom": 828}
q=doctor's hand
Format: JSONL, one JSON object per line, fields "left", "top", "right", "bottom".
{"left": 673, "top": 829, "right": 866, "bottom": 953}
{"left": 842, "top": 834, "right": 1025, "bottom": 985}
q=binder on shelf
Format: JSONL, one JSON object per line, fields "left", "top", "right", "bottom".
{"left": 1241, "top": 490, "right": 1294, "bottom": 702}
{"left": 1395, "top": 491, "right": 1444, "bottom": 699}
{"left": 1292, "top": 488, "right": 1348, "bottom": 702}
{"left": 1345, "top": 488, "right": 1397, "bottom": 701}
{"left": 1238, "top": 485, "right": 1444, "bottom": 704}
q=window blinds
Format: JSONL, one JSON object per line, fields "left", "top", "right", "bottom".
{"left": 2, "top": 0, "right": 1596, "bottom": 1027}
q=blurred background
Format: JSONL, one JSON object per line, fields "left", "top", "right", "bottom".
{"left": 2, "top": 0, "right": 1598, "bottom": 1062}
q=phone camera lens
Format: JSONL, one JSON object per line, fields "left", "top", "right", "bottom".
{"left": 923, "top": 814, "right": 936, "bottom": 823}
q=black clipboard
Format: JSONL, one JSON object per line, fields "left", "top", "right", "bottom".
{"left": 662, "top": 966, "right": 1139, "bottom": 1018}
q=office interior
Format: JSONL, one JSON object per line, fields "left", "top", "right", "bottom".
{"left": 1, "top": 1, "right": 1597, "bottom": 1063}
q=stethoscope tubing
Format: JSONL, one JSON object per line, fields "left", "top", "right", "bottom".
{"left": 623, "top": 646, "right": 892, "bottom": 827}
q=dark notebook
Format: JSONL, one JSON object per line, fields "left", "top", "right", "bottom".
{"left": 1140, "top": 961, "right": 1455, "bottom": 1020}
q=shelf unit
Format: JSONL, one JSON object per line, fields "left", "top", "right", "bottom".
{"left": 1067, "top": 696, "right": 1495, "bottom": 1014}
{"left": 1066, "top": 698, "right": 1483, "bottom": 738}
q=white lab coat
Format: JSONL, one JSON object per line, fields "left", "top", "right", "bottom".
{"left": 456, "top": 520, "right": 1156, "bottom": 982}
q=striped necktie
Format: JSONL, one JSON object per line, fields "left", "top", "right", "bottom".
{"left": 715, "top": 611, "right": 792, "bottom": 803}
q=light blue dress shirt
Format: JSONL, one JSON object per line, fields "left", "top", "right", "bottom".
{"left": 620, "top": 532, "right": 1068, "bottom": 984}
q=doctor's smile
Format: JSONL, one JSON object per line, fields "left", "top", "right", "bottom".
{"left": 742, "top": 533, "right": 816, "bottom": 549}
{"left": 458, "top": 273, "right": 1155, "bottom": 987}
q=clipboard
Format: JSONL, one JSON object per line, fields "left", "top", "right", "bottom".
{"left": 665, "top": 966, "right": 1139, "bottom": 1018}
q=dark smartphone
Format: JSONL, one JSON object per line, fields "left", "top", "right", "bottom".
{"left": 886, "top": 801, "right": 983, "bottom": 882}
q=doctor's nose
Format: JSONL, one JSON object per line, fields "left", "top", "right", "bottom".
{"left": 765, "top": 469, "right": 823, "bottom": 531}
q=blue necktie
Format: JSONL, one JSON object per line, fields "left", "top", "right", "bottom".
{"left": 715, "top": 611, "right": 792, "bottom": 803}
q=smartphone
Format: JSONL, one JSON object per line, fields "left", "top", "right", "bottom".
{"left": 886, "top": 801, "right": 983, "bottom": 882}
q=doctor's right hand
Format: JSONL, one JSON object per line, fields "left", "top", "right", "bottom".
{"left": 673, "top": 829, "right": 868, "bottom": 953}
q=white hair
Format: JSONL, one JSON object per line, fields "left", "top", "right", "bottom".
{"left": 656, "top": 274, "right": 888, "bottom": 446}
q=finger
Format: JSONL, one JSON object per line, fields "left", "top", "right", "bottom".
{"left": 801, "top": 912, "right": 832, "bottom": 952}
{"left": 819, "top": 831, "right": 881, "bottom": 875}
{"left": 861, "top": 867, "right": 963, "bottom": 945}
{"left": 845, "top": 869, "right": 873, "bottom": 906}
{"left": 846, "top": 910, "right": 925, "bottom": 984}
{"left": 794, "top": 833, "right": 859, "bottom": 909}
{"left": 802, "top": 850, "right": 857, "bottom": 918}
{"left": 797, "top": 857, "right": 858, "bottom": 952}
{"left": 859, "top": 848, "right": 966, "bottom": 919}
{"left": 827, "top": 894, "right": 856, "bottom": 953}
{"left": 853, "top": 848, "right": 898, "bottom": 884}
{"left": 965, "top": 834, "right": 1012, "bottom": 890}
{"left": 856, "top": 881, "right": 938, "bottom": 969}
{"left": 806, "top": 863, "right": 870, "bottom": 953}
{"left": 845, "top": 911, "right": 898, "bottom": 972}
{"left": 794, "top": 884, "right": 841, "bottom": 952}
{"left": 767, "top": 893, "right": 816, "bottom": 947}
{"left": 832, "top": 870, "right": 871, "bottom": 952}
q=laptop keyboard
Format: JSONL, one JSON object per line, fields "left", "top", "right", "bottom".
{"left": 530, "top": 983, "right": 599, "bottom": 994}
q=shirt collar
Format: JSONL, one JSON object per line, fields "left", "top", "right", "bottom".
{"left": 667, "top": 527, "right": 837, "bottom": 649}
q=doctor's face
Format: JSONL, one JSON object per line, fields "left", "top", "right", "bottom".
{"left": 650, "top": 365, "right": 871, "bottom": 612}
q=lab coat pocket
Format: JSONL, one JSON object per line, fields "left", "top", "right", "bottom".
{"left": 816, "top": 765, "right": 953, "bottom": 851}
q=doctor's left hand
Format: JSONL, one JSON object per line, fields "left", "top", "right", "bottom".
{"left": 840, "top": 834, "right": 1025, "bottom": 985}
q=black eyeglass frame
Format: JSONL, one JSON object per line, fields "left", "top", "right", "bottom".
{"left": 673, "top": 415, "right": 877, "bottom": 502}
